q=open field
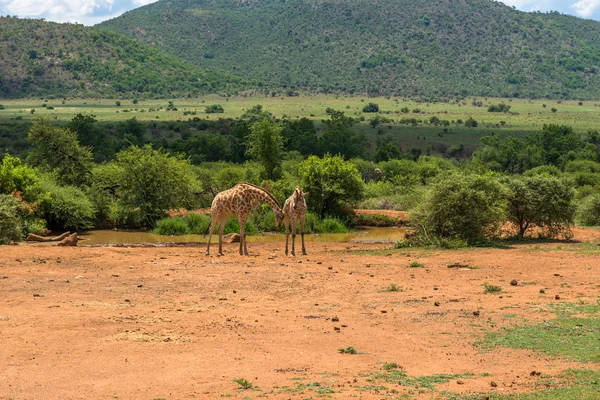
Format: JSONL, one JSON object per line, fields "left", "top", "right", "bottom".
{"left": 2, "top": 95, "right": 600, "bottom": 152}
{"left": 1, "top": 227, "right": 600, "bottom": 399}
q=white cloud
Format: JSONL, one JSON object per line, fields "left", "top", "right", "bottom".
{"left": 132, "top": 0, "right": 157, "bottom": 5}
{"left": 0, "top": 0, "right": 116, "bottom": 24}
{"left": 573, "top": 0, "right": 600, "bottom": 17}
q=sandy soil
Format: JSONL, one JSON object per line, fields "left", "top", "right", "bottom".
{"left": 1, "top": 228, "right": 599, "bottom": 399}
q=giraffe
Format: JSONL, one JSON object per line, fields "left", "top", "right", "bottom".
{"left": 283, "top": 186, "right": 308, "bottom": 256}
{"left": 205, "top": 182, "right": 283, "bottom": 256}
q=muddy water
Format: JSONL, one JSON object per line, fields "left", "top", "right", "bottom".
{"left": 81, "top": 227, "right": 406, "bottom": 246}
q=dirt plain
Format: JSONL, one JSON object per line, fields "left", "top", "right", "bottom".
{"left": 1, "top": 226, "right": 600, "bottom": 400}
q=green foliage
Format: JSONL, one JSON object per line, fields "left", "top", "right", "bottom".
{"left": 487, "top": 103, "right": 511, "bottom": 112}
{"left": 33, "top": 179, "right": 95, "bottom": 231}
{"left": 0, "top": 153, "right": 39, "bottom": 195}
{"left": 233, "top": 378, "right": 253, "bottom": 390}
{"left": 0, "top": 17, "right": 244, "bottom": 98}
{"left": 319, "top": 109, "right": 368, "bottom": 159}
{"left": 503, "top": 175, "right": 575, "bottom": 238}
{"left": 362, "top": 102, "right": 379, "bottom": 113}
{"left": 410, "top": 173, "right": 507, "bottom": 245}
{"left": 355, "top": 213, "right": 398, "bottom": 227}
{"left": 205, "top": 104, "right": 225, "bottom": 113}
{"left": 26, "top": 118, "right": 93, "bottom": 187}
{"left": 0, "top": 194, "right": 22, "bottom": 244}
{"left": 153, "top": 217, "right": 189, "bottom": 235}
{"left": 483, "top": 283, "right": 502, "bottom": 293}
{"left": 246, "top": 118, "right": 284, "bottom": 180}
{"left": 576, "top": 194, "right": 600, "bottom": 226}
{"left": 299, "top": 154, "right": 364, "bottom": 217}
{"left": 184, "top": 213, "right": 211, "bottom": 234}
{"left": 338, "top": 346, "right": 358, "bottom": 354}
{"left": 101, "top": 0, "right": 600, "bottom": 99}
{"left": 116, "top": 145, "right": 199, "bottom": 226}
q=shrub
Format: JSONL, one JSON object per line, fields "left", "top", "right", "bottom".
{"left": 503, "top": 175, "right": 575, "bottom": 239}
{"left": 153, "top": 217, "right": 189, "bottom": 235}
{"left": 464, "top": 117, "right": 478, "bottom": 127}
{"left": 0, "top": 153, "right": 39, "bottom": 195}
{"left": 410, "top": 173, "right": 507, "bottom": 245}
{"left": 0, "top": 194, "right": 22, "bottom": 244}
{"left": 487, "top": 104, "right": 511, "bottom": 113}
{"left": 184, "top": 213, "right": 211, "bottom": 234}
{"left": 299, "top": 154, "right": 364, "bottom": 217}
{"left": 577, "top": 194, "right": 600, "bottom": 226}
{"left": 362, "top": 102, "right": 379, "bottom": 113}
{"left": 34, "top": 180, "right": 95, "bottom": 231}
{"left": 205, "top": 104, "right": 224, "bottom": 113}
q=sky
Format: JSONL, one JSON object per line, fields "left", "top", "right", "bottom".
{"left": 0, "top": 0, "right": 599, "bottom": 26}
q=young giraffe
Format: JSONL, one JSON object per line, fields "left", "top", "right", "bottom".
{"left": 283, "top": 186, "right": 308, "bottom": 256}
{"left": 206, "top": 182, "right": 283, "bottom": 256}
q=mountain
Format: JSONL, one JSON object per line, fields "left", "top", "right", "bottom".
{"left": 99, "top": 0, "right": 600, "bottom": 99}
{"left": 0, "top": 17, "right": 245, "bottom": 99}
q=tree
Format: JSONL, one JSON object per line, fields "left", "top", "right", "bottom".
{"left": 410, "top": 173, "right": 507, "bottom": 245}
{"left": 26, "top": 118, "right": 93, "bottom": 187}
{"left": 116, "top": 117, "right": 146, "bottom": 147}
{"left": 67, "top": 113, "right": 110, "bottom": 161}
{"left": 319, "top": 109, "right": 368, "bottom": 159}
{"left": 503, "top": 175, "right": 575, "bottom": 239}
{"left": 0, "top": 153, "right": 38, "bottom": 195}
{"left": 299, "top": 154, "right": 364, "bottom": 217}
{"left": 116, "top": 145, "right": 198, "bottom": 226}
{"left": 527, "top": 124, "right": 584, "bottom": 167}
{"left": 281, "top": 118, "right": 318, "bottom": 156}
{"left": 362, "top": 102, "right": 379, "bottom": 113}
{"left": 0, "top": 194, "right": 22, "bottom": 244}
{"left": 246, "top": 118, "right": 284, "bottom": 180}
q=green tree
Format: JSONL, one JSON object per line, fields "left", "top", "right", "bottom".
{"left": 0, "top": 194, "right": 22, "bottom": 244}
{"left": 67, "top": 113, "right": 110, "bottom": 161}
{"left": 26, "top": 117, "right": 93, "bottom": 187}
{"left": 116, "top": 117, "right": 146, "bottom": 147}
{"left": 299, "top": 154, "right": 364, "bottom": 217}
{"left": 0, "top": 153, "right": 39, "bottom": 195}
{"left": 319, "top": 109, "right": 367, "bottom": 159}
{"left": 246, "top": 118, "right": 284, "bottom": 180}
{"left": 504, "top": 175, "right": 575, "bottom": 239}
{"left": 362, "top": 102, "right": 379, "bottom": 113}
{"left": 116, "top": 145, "right": 198, "bottom": 226}
{"left": 410, "top": 173, "right": 507, "bottom": 245}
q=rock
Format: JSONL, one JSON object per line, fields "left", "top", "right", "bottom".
{"left": 510, "top": 279, "right": 518, "bottom": 286}
{"left": 555, "top": 295, "right": 561, "bottom": 300}
{"left": 223, "top": 233, "right": 240, "bottom": 243}
{"left": 434, "top": 302, "right": 440, "bottom": 307}
{"left": 332, "top": 316, "right": 339, "bottom": 322}
{"left": 57, "top": 233, "right": 78, "bottom": 247}
{"left": 540, "top": 289, "right": 546, "bottom": 294}
{"left": 457, "top": 380, "right": 465, "bottom": 385}
{"left": 473, "top": 311, "right": 480, "bottom": 316}
{"left": 490, "top": 381, "right": 497, "bottom": 387}
{"left": 530, "top": 370, "right": 541, "bottom": 377}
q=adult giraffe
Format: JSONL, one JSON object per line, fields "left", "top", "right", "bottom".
{"left": 283, "top": 186, "right": 308, "bottom": 256}
{"left": 205, "top": 182, "right": 283, "bottom": 256}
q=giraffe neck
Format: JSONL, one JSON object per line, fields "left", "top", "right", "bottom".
{"left": 251, "top": 187, "right": 281, "bottom": 212}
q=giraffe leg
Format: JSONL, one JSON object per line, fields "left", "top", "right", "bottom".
{"left": 205, "top": 215, "right": 218, "bottom": 255}
{"left": 291, "top": 219, "right": 298, "bottom": 256}
{"left": 217, "top": 216, "right": 226, "bottom": 256}
{"left": 284, "top": 216, "right": 290, "bottom": 256}
{"left": 301, "top": 217, "right": 307, "bottom": 255}
{"left": 239, "top": 216, "right": 249, "bottom": 256}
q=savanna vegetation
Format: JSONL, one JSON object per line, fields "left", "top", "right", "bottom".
{"left": 1, "top": 97, "right": 599, "bottom": 246}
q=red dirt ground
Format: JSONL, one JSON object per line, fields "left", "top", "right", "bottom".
{"left": 1, "top": 227, "right": 599, "bottom": 399}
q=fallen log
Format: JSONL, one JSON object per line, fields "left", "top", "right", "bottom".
{"left": 27, "top": 232, "right": 71, "bottom": 242}
{"left": 57, "top": 233, "right": 78, "bottom": 247}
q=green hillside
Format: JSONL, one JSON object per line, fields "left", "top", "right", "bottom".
{"left": 99, "top": 0, "right": 600, "bottom": 99}
{"left": 0, "top": 17, "right": 245, "bottom": 99}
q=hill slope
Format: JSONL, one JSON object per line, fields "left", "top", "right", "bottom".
{"left": 99, "top": 0, "right": 600, "bottom": 99}
{"left": 0, "top": 17, "right": 245, "bottom": 99}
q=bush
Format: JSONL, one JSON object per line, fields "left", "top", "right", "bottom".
{"left": 577, "top": 194, "right": 600, "bottom": 226}
{"left": 362, "top": 102, "right": 379, "bottom": 113}
{"left": 487, "top": 104, "right": 511, "bottom": 113}
{"left": 34, "top": 180, "right": 95, "bottom": 231}
{"left": 355, "top": 213, "right": 398, "bottom": 227}
{"left": 154, "top": 217, "right": 190, "bottom": 235}
{"left": 504, "top": 175, "right": 575, "bottom": 239}
{"left": 184, "top": 213, "right": 211, "bottom": 234}
{"left": 0, "top": 194, "right": 22, "bottom": 244}
{"left": 410, "top": 173, "right": 507, "bottom": 245}
{"left": 299, "top": 154, "right": 364, "bottom": 217}
{"left": 205, "top": 104, "right": 224, "bottom": 113}
{"left": 0, "top": 153, "right": 39, "bottom": 195}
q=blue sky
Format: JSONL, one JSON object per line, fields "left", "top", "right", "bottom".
{"left": 0, "top": 0, "right": 599, "bottom": 25}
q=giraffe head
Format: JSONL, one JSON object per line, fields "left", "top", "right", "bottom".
{"left": 274, "top": 206, "right": 284, "bottom": 229}
{"left": 293, "top": 186, "right": 307, "bottom": 201}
